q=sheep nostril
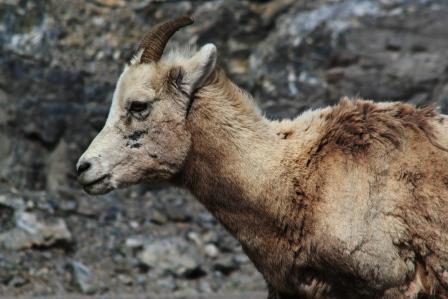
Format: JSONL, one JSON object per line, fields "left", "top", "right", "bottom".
{"left": 77, "top": 161, "right": 91, "bottom": 175}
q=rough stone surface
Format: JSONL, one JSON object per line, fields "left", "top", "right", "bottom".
{"left": 68, "top": 261, "right": 97, "bottom": 294}
{"left": 0, "top": 191, "right": 72, "bottom": 250}
{"left": 135, "top": 236, "right": 203, "bottom": 278}
{"left": 1, "top": 0, "right": 448, "bottom": 297}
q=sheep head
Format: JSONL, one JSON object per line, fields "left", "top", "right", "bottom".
{"left": 77, "top": 16, "right": 217, "bottom": 195}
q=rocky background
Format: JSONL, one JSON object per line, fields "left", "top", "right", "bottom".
{"left": 1, "top": 0, "right": 448, "bottom": 297}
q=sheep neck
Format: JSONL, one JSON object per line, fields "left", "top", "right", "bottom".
{"left": 176, "top": 70, "right": 295, "bottom": 258}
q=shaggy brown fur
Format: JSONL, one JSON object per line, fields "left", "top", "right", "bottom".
{"left": 320, "top": 98, "right": 439, "bottom": 154}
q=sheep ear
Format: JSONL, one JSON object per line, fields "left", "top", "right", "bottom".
{"left": 182, "top": 44, "right": 217, "bottom": 95}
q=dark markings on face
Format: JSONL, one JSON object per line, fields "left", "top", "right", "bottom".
{"left": 124, "top": 130, "right": 148, "bottom": 149}
{"left": 126, "top": 130, "right": 148, "bottom": 141}
{"left": 125, "top": 140, "right": 143, "bottom": 149}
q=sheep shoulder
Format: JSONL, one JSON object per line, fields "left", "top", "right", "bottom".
{"left": 270, "top": 98, "right": 448, "bottom": 297}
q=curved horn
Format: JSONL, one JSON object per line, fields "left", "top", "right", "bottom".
{"left": 137, "top": 16, "right": 194, "bottom": 64}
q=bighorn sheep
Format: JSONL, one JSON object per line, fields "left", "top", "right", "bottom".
{"left": 77, "top": 17, "right": 448, "bottom": 298}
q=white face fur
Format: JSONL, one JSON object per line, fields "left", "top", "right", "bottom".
{"left": 77, "top": 44, "right": 217, "bottom": 194}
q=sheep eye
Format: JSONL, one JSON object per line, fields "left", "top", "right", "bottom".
{"left": 129, "top": 101, "right": 148, "bottom": 113}
{"left": 128, "top": 101, "right": 152, "bottom": 120}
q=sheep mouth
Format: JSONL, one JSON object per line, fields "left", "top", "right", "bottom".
{"left": 83, "top": 174, "right": 108, "bottom": 187}
{"left": 81, "top": 175, "right": 112, "bottom": 195}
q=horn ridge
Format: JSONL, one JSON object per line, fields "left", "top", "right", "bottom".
{"left": 137, "top": 16, "right": 194, "bottom": 64}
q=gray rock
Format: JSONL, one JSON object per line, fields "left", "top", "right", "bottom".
{"left": 0, "top": 212, "right": 71, "bottom": 250}
{"left": 204, "top": 243, "right": 219, "bottom": 259}
{"left": 0, "top": 194, "right": 72, "bottom": 250}
{"left": 136, "top": 236, "right": 204, "bottom": 278}
{"left": 8, "top": 275, "right": 28, "bottom": 288}
{"left": 155, "top": 276, "right": 177, "bottom": 291}
{"left": 117, "top": 273, "right": 133, "bottom": 286}
{"left": 68, "top": 261, "right": 97, "bottom": 294}
{"left": 149, "top": 209, "right": 168, "bottom": 225}
{"left": 125, "top": 235, "right": 145, "bottom": 250}
{"left": 213, "top": 255, "right": 241, "bottom": 275}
